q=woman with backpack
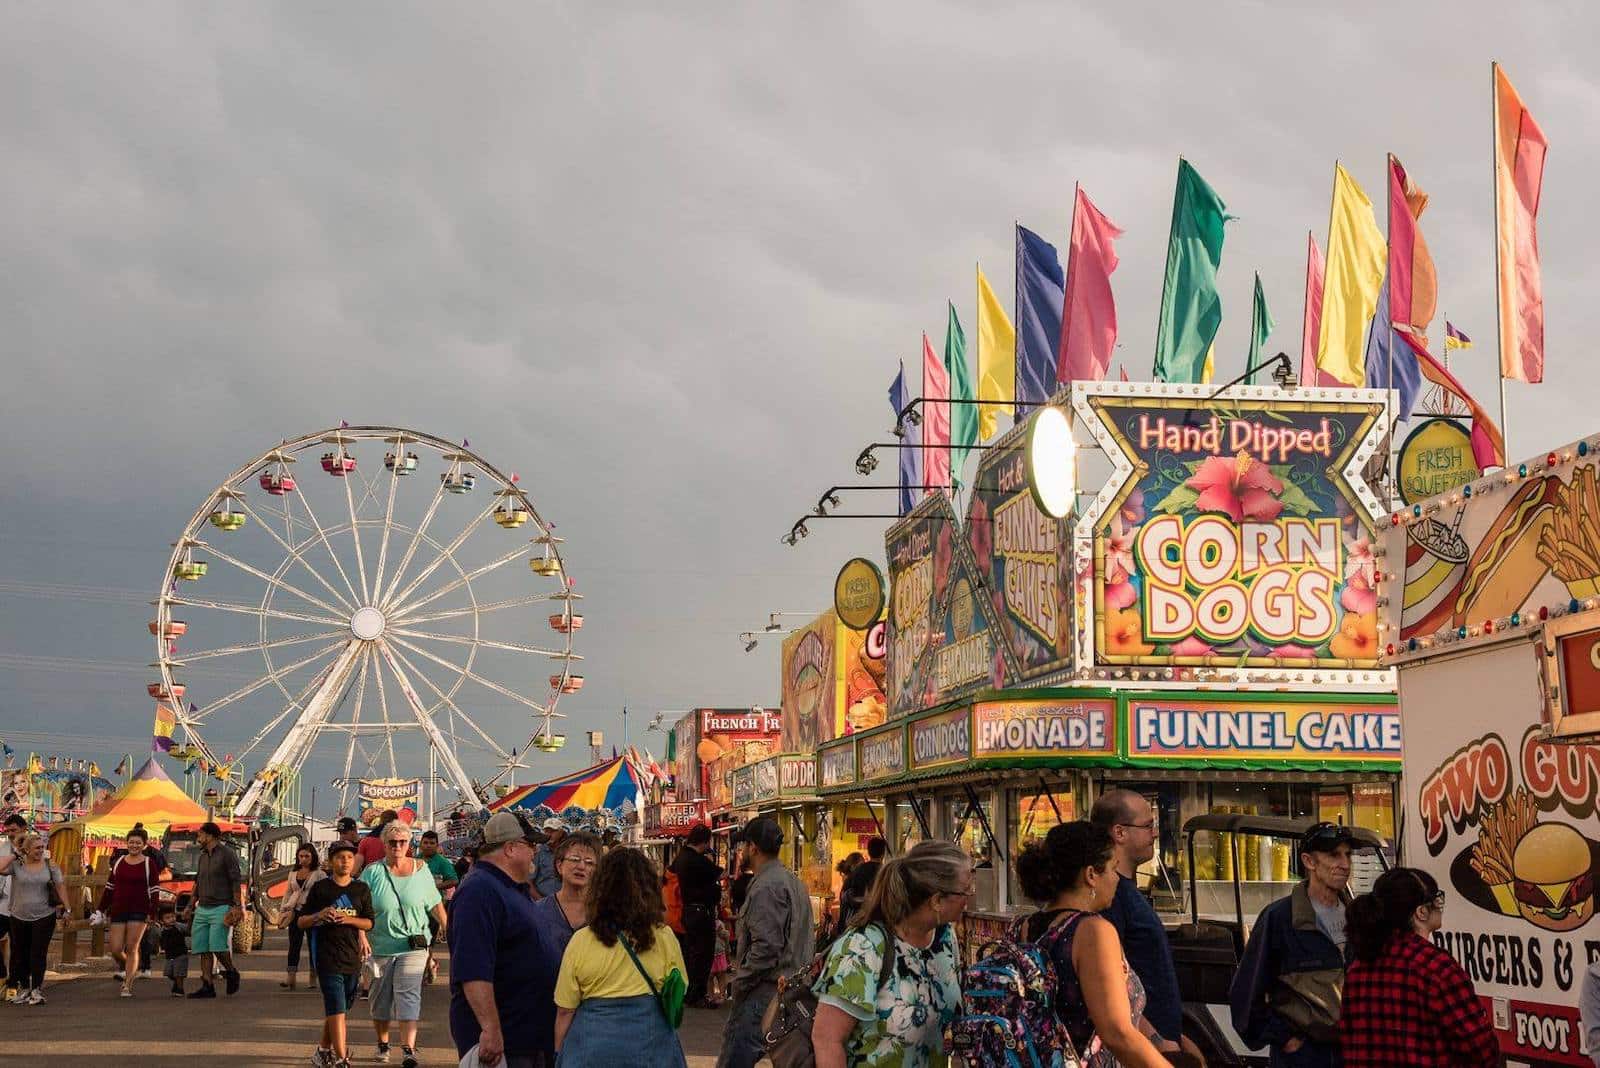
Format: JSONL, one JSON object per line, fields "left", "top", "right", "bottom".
{"left": 1014, "top": 821, "right": 1168, "bottom": 1068}
{"left": 811, "top": 840, "right": 971, "bottom": 1066}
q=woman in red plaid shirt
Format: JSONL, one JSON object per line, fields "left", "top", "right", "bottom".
{"left": 1340, "top": 867, "right": 1500, "bottom": 1066}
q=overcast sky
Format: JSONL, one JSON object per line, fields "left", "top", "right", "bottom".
{"left": 2, "top": 3, "right": 1598, "bottom": 811}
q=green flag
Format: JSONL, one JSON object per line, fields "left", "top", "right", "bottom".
{"left": 944, "top": 302, "right": 977, "bottom": 489}
{"left": 1244, "top": 273, "right": 1276, "bottom": 384}
{"left": 1152, "top": 159, "right": 1232, "bottom": 383}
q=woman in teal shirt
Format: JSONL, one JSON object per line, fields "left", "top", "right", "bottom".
{"left": 360, "top": 823, "right": 446, "bottom": 1068}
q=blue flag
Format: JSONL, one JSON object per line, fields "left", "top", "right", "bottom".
{"left": 1015, "top": 225, "right": 1064, "bottom": 413}
{"left": 1363, "top": 272, "right": 1421, "bottom": 424}
{"left": 890, "top": 361, "right": 920, "bottom": 516}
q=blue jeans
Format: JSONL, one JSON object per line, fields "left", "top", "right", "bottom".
{"left": 715, "top": 982, "right": 775, "bottom": 1068}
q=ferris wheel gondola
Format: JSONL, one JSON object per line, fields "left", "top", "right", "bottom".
{"left": 152, "top": 426, "right": 585, "bottom": 821}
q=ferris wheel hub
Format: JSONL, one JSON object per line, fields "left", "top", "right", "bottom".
{"left": 350, "top": 606, "right": 387, "bottom": 641}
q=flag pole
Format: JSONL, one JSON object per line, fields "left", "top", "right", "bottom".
{"left": 1491, "top": 61, "right": 1511, "bottom": 466}
{"left": 1385, "top": 155, "right": 1399, "bottom": 503}
{"left": 1152, "top": 166, "right": 1179, "bottom": 382}
{"left": 1300, "top": 231, "right": 1313, "bottom": 387}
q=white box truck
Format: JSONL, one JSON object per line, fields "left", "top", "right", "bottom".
{"left": 1383, "top": 435, "right": 1600, "bottom": 1066}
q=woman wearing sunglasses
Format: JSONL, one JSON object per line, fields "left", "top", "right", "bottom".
{"left": 359, "top": 822, "right": 446, "bottom": 1068}
{"left": 1340, "top": 867, "right": 1499, "bottom": 1066}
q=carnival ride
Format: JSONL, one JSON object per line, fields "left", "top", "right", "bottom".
{"left": 150, "top": 427, "right": 584, "bottom": 822}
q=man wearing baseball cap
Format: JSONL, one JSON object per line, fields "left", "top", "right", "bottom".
{"left": 447, "top": 811, "right": 554, "bottom": 1067}
{"left": 530, "top": 819, "right": 565, "bottom": 901}
{"left": 717, "top": 816, "right": 813, "bottom": 1068}
{"left": 1231, "top": 822, "right": 1355, "bottom": 1068}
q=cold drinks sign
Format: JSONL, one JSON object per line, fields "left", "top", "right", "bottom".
{"left": 1072, "top": 384, "right": 1390, "bottom": 678}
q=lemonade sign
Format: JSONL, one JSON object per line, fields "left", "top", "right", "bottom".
{"left": 1073, "top": 385, "right": 1390, "bottom": 674}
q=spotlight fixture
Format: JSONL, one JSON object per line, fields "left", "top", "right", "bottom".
{"left": 744, "top": 638, "right": 759, "bottom": 653}
{"left": 765, "top": 614, "right": 783, "bottom": 632}
{"left": 903, "top": 408, "right": 922, "bottom": 427}
{"left": 1270, "top": 352, "right": 1297, "bottom": 388}
{"left": 814, "top": 491, "right": 842, "bottom": 516}
{"left": 796, "top": 521, "right": 809, "bottom": 539}
{"left": 892, "top": 421, "right": 907, "bottom": 439}
{"left": 855, "top": 447, "right": 879, "bottom": 476}
{"left": 782, "top": 531, "right": 799, "bottom": 547}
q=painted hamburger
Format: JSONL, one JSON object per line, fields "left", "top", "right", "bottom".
{"left": 1511, "top": 822, "right": 1596, "bottom": 932}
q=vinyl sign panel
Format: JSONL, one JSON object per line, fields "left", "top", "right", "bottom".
{"left": 909, "top": 707, "right": 971, "bottom": 771}
{"left": 857, "top": 727, "right": 906, "bottom": 784}
{"left": 1126, "top": 697, "right": 1401, "bottom": 767}
{"left": 972, "top": 699, "right": 1115, "bottom": 760}
{"left": 819, "top": 744, "right": 857, "bottom": 789}
{"left": 1073, "top": 384, "right": 1390, "bottom": 676}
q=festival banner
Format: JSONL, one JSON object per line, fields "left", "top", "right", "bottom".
{"left": 778, "top": 754, "right": 818, "bottom": 798}
{"left": 885, "top": 495, "right": 953, "bottom": 719}
{"left": 696, "top": 707, "right": 781, "bottom": 803}
{"left": 818, "top": 741, "right": 857, "bottom": 790}
{"left": 972, "top": 698, "right": 1116, "bottom": 761}
{"left": 644, "top": 801, "right": 710, "bottom": 838}
{"left": 1383, "top": 444, "right": 1600, "bottom": 672}
{"left": 909, "top": 707, "right": 972, "bottom": 772}
{"left": 670, "top": 711, "right": 699, "bottom": 799}
{"left": 856, "top": 723, "right": 907, "bottom": 785}
{"left": 1123, "top": 696, "right": 1400, "bottom": 768}
{"left": 1073, "top": 383, "right": 1390, "bottom": 677}
{"left": 968, "top": 425, "right": 1073, "bottom": 683}
{"left": 781, "top": 611, "right": 888, "bottom": 753}
{"left": 358, "top": 777, "right": 420, "bottom": 827}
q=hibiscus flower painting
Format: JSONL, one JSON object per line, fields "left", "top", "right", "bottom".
{"left": 1186, "top": 450, "right": 1285, "bottom": 523}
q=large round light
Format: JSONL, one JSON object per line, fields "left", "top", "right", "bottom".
{"left": 1027, "top": 405, "right": 1077, "bottom": 519}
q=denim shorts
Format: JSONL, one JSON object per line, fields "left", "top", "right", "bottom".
{"left": 319, "top": 970, "right": 361, "bottom": 1017}
{"left": 110, "top": 912, "right": 149, "bottom": 924}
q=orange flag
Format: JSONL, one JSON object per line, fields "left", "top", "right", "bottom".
{"left": 1493, "top": 63, "right": 1548, "bottom": 384}
{"left": 1299, "top": 232, "right": 1339, "bottom": 387}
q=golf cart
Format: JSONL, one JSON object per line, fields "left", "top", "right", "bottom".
{"left": 1165, "top": 814, "right": 1390, "bottom": 1066}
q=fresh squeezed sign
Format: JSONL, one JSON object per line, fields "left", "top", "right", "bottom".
{"left": 1128, "top": 698, "right": 1401, "bottom": 764}
{"left": 973, "top": 700, "right": 1115, "bottom": 759}
{"left": 910, "top": 708, "right": 970, "bottom": 770}
{"left": 858, "top": 727, "right": 906, "bottom": 783}
{"left": 1078, "top": 390, "right": 1386, "bottom": 672}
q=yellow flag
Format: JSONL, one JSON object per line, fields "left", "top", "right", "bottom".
{"left": 976, "top": 267, "right": 1016, "bottom": 440}
{"left": 1315, "top": 163, "right": 1387, "bottom": 386}
{"left": 1201, "top": 344, "right": 1215, "bottom": 384}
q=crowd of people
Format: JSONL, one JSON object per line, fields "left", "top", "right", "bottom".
{"left": 0, "top": 794, "right": 1549, "bottom": 1068}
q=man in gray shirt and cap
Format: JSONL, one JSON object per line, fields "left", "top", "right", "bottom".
{"left": 717, "top": 816, "right": 813, "bottom": 1068}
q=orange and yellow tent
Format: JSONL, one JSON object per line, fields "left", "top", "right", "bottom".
{"left": 77, "top": 756, "right": 208, "bottom": 843}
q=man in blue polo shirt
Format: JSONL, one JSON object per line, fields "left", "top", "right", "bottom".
{"left": 447, "top": 811, "right": 554, "bottom": 1067}
{"left": 1091, "top": 789, "right": 1185, "bottom": 1054}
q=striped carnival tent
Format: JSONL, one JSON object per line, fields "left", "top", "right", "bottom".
{"left": 76, "top": 755, "right": 209, "bottom": 843}
{"left": 487, "top": 755, "right": 643, "bottom": 822}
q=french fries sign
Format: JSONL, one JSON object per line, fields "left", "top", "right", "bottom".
{"left": 1071, "top": 383, "right": 1392, "bottom": 678}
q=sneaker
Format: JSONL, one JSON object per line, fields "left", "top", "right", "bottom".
{"left": 113, "top": 970, "right": 126, "bottom": 980}
{"left": 310, "top": 1047, "right": 335, "bottom": 1067}
{"left": 4, "top": 989, "right": 21, "bottom": 1005}
{"left": 375, "top": 1042, "right": 391, "bottom": 1063}
{"left": 139, "top": 969, "right": 153, "bottom": 979}
{"left": 119, "top": 988, "right": 133, "bottom": 998}
{"left": 2, "top": 986, "right": 16, "bottom": 1002}
{"left": 26, "top": 989, "right": 44, "bottom": 1005}
{"left": 224, "top": 967, "right": 241, "bottom": 996}
{"left": 187, "top": 984, "right": 217, "bottom": 999}
{"left": 401, "top": 1047, "right": 418, "bottom": 1068}
{"left": 170, "top": 983, "right": 184, "bottom": 998}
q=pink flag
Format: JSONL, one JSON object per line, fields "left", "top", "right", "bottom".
{"left": 1300, "top": 232, "right": 1339, "bottom": 386}
{"left": 1057, "top": 186, "right": 1123, "bottom": 384}
{"left": 921, "top": 331, "right": 951, "bottom": 493}
{"left": 1387, "top": 155, "right": 1436, "bottom": 336}
{"left": 1119, "top": 365, "right": 1129, "bottom": 383}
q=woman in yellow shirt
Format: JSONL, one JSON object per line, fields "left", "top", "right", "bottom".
{"left": 554, "top": 848, "right": 688, "bottom": 1067}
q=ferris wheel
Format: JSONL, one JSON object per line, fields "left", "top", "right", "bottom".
{"left": 150, "top": 427, "right": 584, "bottom": 821}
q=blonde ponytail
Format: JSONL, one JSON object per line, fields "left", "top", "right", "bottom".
{"left": 850, "top": 840, "right": 970, "bottom": 932}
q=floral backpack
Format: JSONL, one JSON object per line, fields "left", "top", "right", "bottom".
{"left": 946, "top": 912, "right": 1086, "bottom": 1068}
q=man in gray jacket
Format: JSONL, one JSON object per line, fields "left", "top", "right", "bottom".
{"left": 717, "top": 816, "right": 814, "bottom": 1068}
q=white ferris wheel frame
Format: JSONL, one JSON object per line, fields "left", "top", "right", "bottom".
{"left": 153, "top": 426, "right": 581, "bottom": 820}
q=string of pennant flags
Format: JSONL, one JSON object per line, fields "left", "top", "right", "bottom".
{"left": 893, "top": 62, "right": 1544, "bottom": 513}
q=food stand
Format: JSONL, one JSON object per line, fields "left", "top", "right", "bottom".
{"left": 1382, "top": 433, "right": 1600, "bottom": 1066}
{"left": 824, "top": 382, "right": 1403, "bottom": 956}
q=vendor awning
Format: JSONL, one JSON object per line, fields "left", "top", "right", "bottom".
{"left": 488, "top": 755, "right": 643, "bottom": 819}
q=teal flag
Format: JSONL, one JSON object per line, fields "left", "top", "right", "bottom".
{"left": 1152, "top": 159, "right": 1232, "bottom": 383}
{"left": 1244, "top": 273, "right": 1276, "bottom": 383}
{"left": 945, "top": 302, "right": 976, "bottom": 489}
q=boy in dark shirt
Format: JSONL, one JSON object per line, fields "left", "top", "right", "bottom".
{"left": 299, "top": 841, "right": 376, "bottom": 1068}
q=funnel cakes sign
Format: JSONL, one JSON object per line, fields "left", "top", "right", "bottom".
{"left": 1071, "top": 383, "right": 1391, "bottom": 679}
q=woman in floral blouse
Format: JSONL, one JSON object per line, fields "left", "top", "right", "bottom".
{"left": 811, "top": 841, "right": 973, "bottom": 1067}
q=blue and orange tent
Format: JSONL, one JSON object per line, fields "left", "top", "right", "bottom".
{"left": 487, "top": 755, "right": 643, "bottom": 819}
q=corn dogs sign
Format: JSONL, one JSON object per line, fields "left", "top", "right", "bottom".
{"left": 1072, "top": 384, "right": 1391, "bottom": 677}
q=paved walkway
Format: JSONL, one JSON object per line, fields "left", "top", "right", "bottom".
{"left": 10, "top": 929, "right": 734, "bottom": 1065}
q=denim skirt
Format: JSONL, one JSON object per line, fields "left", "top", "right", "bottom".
{"left": 556, "top": 993, "right": 686, "bottom": 1068}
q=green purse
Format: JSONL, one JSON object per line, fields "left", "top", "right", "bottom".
{"left": 622, "top": 933, "right": 687, "bottom": 1030}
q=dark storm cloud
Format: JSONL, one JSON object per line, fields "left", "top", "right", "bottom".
{"left": 2, "top": 2, "right": 1598, "bottom": 786}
